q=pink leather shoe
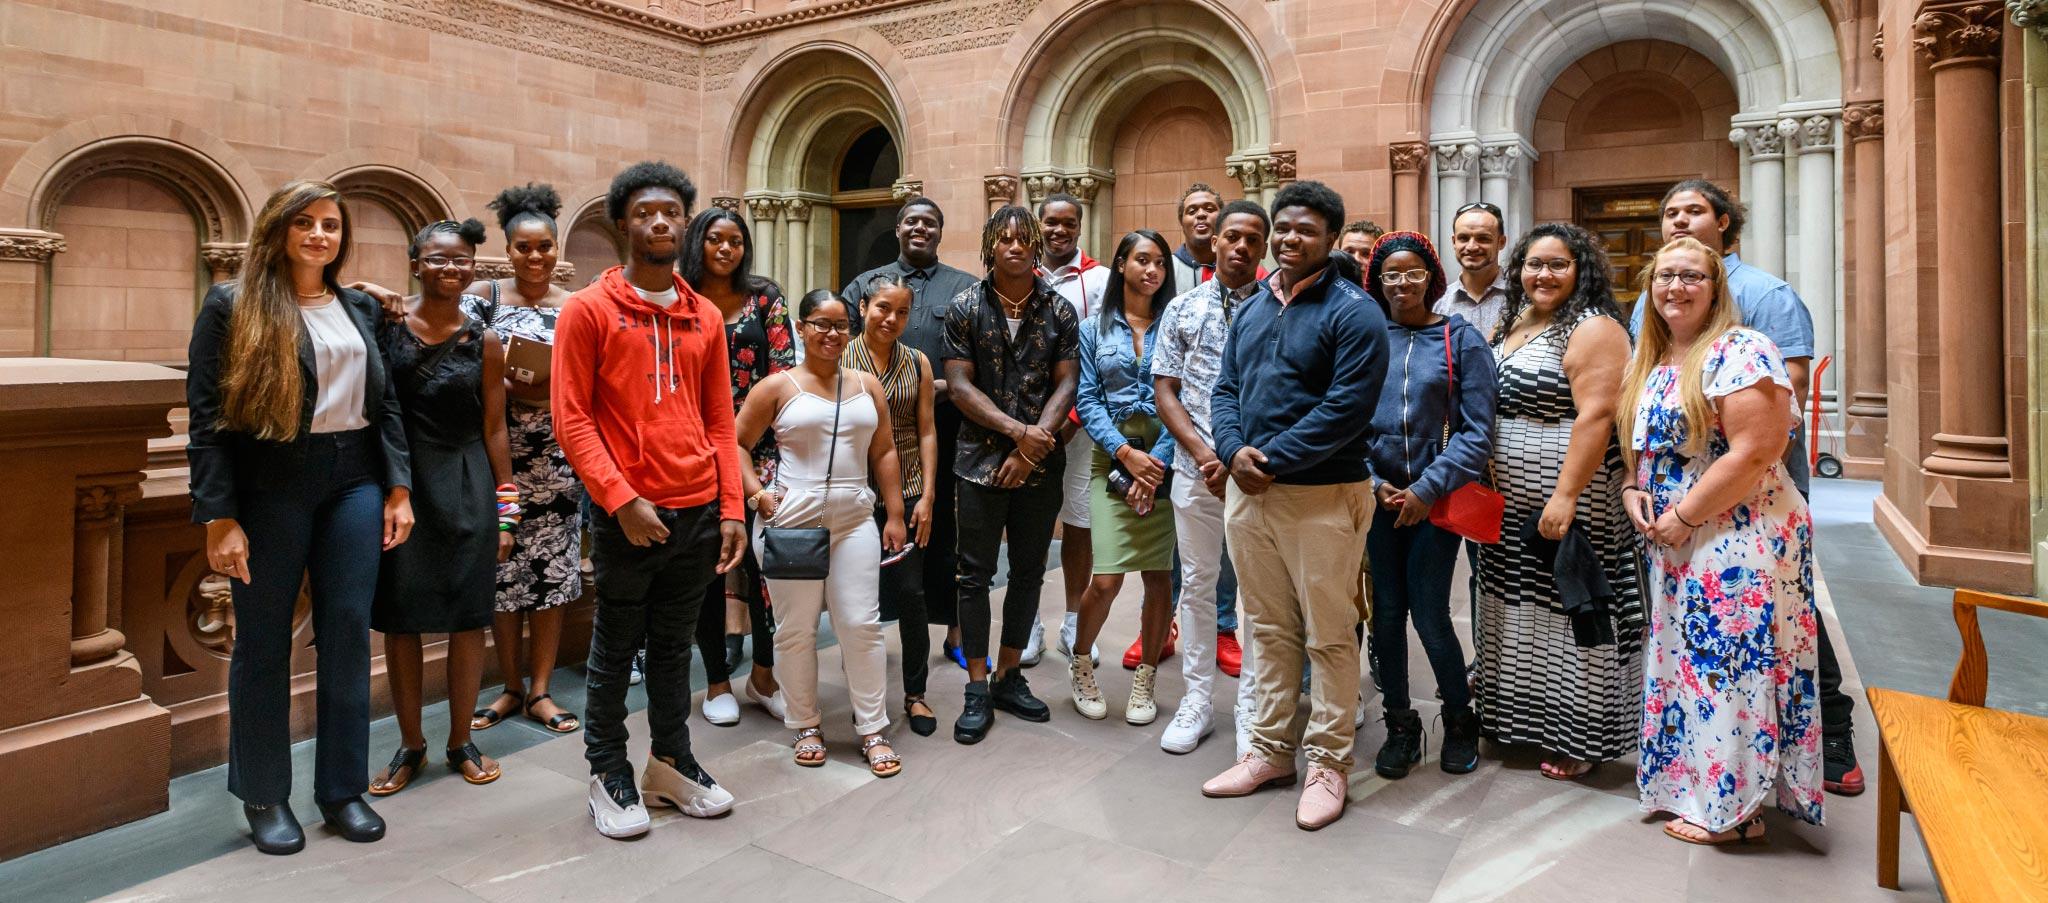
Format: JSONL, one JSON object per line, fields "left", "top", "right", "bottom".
{"left": 1201, "top": 752, "right": 1297, "bottom": 798}
{"left": 1295, "top": 765, "right": 1348, "bottom": 830}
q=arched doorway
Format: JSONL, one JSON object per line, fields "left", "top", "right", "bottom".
{"left": 1109, "top": 83, "right": 1233, "bottom": 240}
{"left": 329, "top": 166, "right": 453, "bottom": 291}
{"left": 832, "top": 125, "right": 901, "bottom": 288}
{"left": 47, "top": 174, "right": 202, "bottom": 364}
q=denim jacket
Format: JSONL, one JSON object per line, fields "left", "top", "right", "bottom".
{"left": 1077, "top": 309, "right": 1176, "bottom": 464}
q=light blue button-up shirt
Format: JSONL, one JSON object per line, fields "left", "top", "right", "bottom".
{"left": 1077, "top": 309, "right": 1177, "bottom": 463}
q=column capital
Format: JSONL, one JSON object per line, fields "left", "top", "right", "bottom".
{"left": 1389, "top": 142, "right": 1429, "bottom": 174}
{"left": 1873, "top": 22, "right": 1885, "bottom": 59}
{"left": 1478, "top": 144, "right": 1521, "bottom": 177}
{"left": 1432, "top": 143, "right": 1480, "bottom": 176}
{"left": 0, "top": 228, "right": 67, "bottom": 262}
{"left": 1730, "top": 125, "right": 1786, "bottom": 159}
{"left": 744, "top": 195, "right": 784, "bottom": 220}
{"left": 711, "top": 196, "right": 743, "bottom": 215}
{"left": 1021, "top": 173, "right": 1060, "bottom": 204}
{"left": 1843, "top": 101, "right": 1885, "bottom": 141}
{"left": 781, "top": 198, "right": 813, "bottom": 223}
{"left": 2012, "top": 1, "right": 2048, "bottom": 36}
{"left": 1913, "top": 1, "right": 2004, "bottom": 64}
{"left": 199, "top": 241, "right": 246, "bottom": 277}
{"left": 1223, "top": 156, "right": 1267, "bottom": 194}
{"left": 1062, "top": 174, "right": 1109, "bottom": 203}
{"left": 1257, "top": 151, "right": 1297, "bottom": 188}
{"left": 982, "top": 174, "right": 1019, "bottom": 205}
{"left": 1787, "top": 112, "right": 1838, "bottom": 153}
{"left": 889, "top": 178, "right": 924, "bottom": 202}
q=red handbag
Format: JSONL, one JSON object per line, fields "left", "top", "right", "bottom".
{"left": 1427, "top": 323, "right": 1505, "bottom": 543}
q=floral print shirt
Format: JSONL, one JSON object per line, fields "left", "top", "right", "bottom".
{"left": 1151, "top": 277, "right": 1259, "bottom": 482}
{"left": 727, "top": 291, "right": 796, "bottom": 477}
{"left": 941, "top": 278, "right": 1080, "bottom": 487}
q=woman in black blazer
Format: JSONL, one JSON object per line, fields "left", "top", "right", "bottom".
{"left": 185, "top": 179, "right": 414, "bottom": 855}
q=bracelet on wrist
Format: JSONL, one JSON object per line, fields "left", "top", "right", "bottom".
{"left": 1673, "top": 507, "right": 1702, "bottom": 529}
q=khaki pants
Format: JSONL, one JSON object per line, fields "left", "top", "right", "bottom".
{"left": 1225, "top": 480, "right": 1372, "bottom": 773}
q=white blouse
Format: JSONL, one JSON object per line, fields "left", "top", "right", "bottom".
{"left": 297, "top": 298, "right": 369, "bottom": 433}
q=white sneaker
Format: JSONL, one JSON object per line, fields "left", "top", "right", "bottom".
{"left": 746, "top": 680, "right": 788, "bottom": 723}
{"left": 1160, "top": 701, "right": 1213, "bottom": 754}
{"left": 1127, "top": 664, "right": 1159, "bottom": 725}
{"left": 1070, "top": 657, "right": 1107, "bottom": 719}
{"left": 1354, "top": 690, "right": 1368, "bottom": 730}
{"left": 642, "top": 756, "right": 735, "bottom": 818}
{"left": 703, "top": 692, "right": 740, "bottom": 726}
{"left": 589, "top": 772, "right": 650, "bottom": 839}
{"left": 1021, "top": 620, "right": 1046, "bottom": 667}
{"left": 1057, "top": 614, "right": 1099, "bottom": 666}
{"left": 628, "top": 650, "right": 645, "bottom": 686}
{"left": 1234, "top": 705, "right": 1256, "bottom": 760}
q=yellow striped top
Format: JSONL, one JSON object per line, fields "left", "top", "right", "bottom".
{"left": 841, "top": 337, "right": 928, "bottom": 502}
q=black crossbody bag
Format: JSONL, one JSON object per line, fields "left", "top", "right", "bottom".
{"left": 758, "top": 370, "right": 839, "bottom": 580}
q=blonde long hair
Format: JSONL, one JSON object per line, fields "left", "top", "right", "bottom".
{"left": 1616, "top": 237, "right": 1743, "bottom": 466}
{"left": 220, "top": 181, "right": 352, "bottom": 440}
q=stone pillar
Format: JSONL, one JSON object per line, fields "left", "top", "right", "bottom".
{"left": 1788, "top": 112, "right": 1840, "bottom": 409}
{"left": 745, "top": 195, "right": 781, "bottom": 293}
{"left": 198, "top": 242, "right": 245, "bottom": 286}
{"left": 781, "top": 198, "right": 811, "bottom": 294}
{"left": 1390, "top": 142, "right": 1428, "bottom": 233}
{"left": 1257, "top": 151, "right": 1296, "bottom": 210}
{"left": 0, "top": 359, "right": 180, "bottom": 859}
{"left": 1730, "top": 123, "right": 1787, "bottom": 275}
{"left": 711, "top": 196, "right": 743, "bottom": 216}
{"left": 1433, "top": 143, "right": 1478, "bottom": 254}
{"left": 1022, "top": 173, "right": 1059, "bottom": 207}
{"left": 1917, "top": 1, "right": 2011, "bottom": 477}
{"left": 1842, "top": 101, "right": 1888, "bottom": 475}
{"left": 1478, "top": 144, "right": 1517, "bottom": 215}
{"left": 889, "top": 178, "right": 924, "bottom": 203}
{"left": 1225, "top": 154, "right": 1267, "bottom": 206}
{"left": 1064, "top": 174, "right": 1109, "bottom": 253}
{"left": 983, "top": 174, "right": 1019, "bottom": 215}
{"left": 0, "top": 229, "right": 66, "bottom": 356}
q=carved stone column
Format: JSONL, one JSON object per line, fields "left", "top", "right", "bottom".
{"left": 1224, "top": 154, "right": 1266, "bottom": 207}
{"left": 1021, "top": 173, "right": 1060, "bottom": 206}
{"left": 889, "top": 178, "right": 924, "bottom": 203}
{"left": 781, "top": 198, "right": 812, "bottom": 294}
{"left": 1729, "top": 122, "right": 1787, "bottom": 275}
{"left": 71, "top": 478, "right": 141, "bottom": 666}
{"left": 199, "top": 242, "right": 245, "bottom": 285}
{"left": 1389, "top": 142, "right": 1428, "bottom": 233}
{"left": 1062, "top": 173, "right": 1112, "bottom": 253}
{"left": 2011, "top": 1, "right": 2046, "bottom": 36}
{"left": 983, "top": 174, "right": 1019, "bottom": 215}
{"left": 1788, "top": 112, "right": 1840, "bottom": 410}
{"left": 1257, "top": 151, "right": 1296, "bottom": 209}
{"left": 1433, "top": 143, "right": 1478, "bottom": 254}
{"left": 744, "top": 195, "right": 782, "bottom": 293}
{"left": 1478, "top": 144, "right": 1518, "bottom": 215}
{"left": 1916, "top": 1, "right": 2010, "bottom": 477}
{"left": 0, "top": 230, "right": 65, "bottom": 356}
{"left": 1842, "top": 101, "right": 1889, "bottom": 474}
{"left": 712, "top": 196, "right": 743, "bottom": 215}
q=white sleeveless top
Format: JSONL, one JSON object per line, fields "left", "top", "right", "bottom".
{"left": 772, "top": 374, "right": 876, "bottom": 486}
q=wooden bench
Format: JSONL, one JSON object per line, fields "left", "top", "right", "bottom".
{"left": 1868, "top": 588, "right": 2048, "bottom": 901}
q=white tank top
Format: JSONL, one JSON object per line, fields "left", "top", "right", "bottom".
{"left": 772, "top": 375, "right": 876, "bottom": 487}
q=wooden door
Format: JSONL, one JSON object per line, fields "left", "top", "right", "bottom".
{"left": 1573, "top": 184, "right": 1666, "bottom": 313}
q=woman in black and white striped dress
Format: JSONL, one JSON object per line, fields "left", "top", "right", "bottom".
{"left": 1472, "top": 222, "right": 1644, "bottom": 780}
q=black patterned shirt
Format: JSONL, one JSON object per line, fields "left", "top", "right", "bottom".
{"left": 941, "top": 278, "right": 1080, "bottom": 487}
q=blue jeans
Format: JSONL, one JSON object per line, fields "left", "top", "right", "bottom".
{"left": 227, "top": 429, "right": 385, "bottom": 805}
{"left": 1366, "top": 508, "right": 1469, "bottom": 712}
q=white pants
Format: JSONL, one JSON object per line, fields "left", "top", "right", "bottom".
{"left": 755, "top": 484, "right": 890, "bottom": 735}
{"left": 1170, "top": 476, "right": 1254, "bottom": 714}
{"left": 1060, "top": 430, "right": 1094, "bottom": 528}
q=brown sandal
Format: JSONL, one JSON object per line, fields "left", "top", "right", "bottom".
{"left": 446, "top": 742, "right": 502, "bottom": 786}
{"left": 1664, "top": 815, "right": 1767, "bottom": 846}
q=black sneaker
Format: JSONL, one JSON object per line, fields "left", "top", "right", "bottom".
{"left": 1822, "top": 730, "right": 1865, "bottom": 796}
{"left": 989, "top": 668, "right": 1051, "bottom": 722}
{"left": 1375, "top": 708, "right": 1424, "bottom": 779}
{"left": 955, "top": 680, "right": 993, "bottom": 744}
{"left": 1440, "top": 707, "right": 1481, "bottom": 775}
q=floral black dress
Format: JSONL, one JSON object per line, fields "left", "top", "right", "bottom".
{"left": 727, "top": 291, "right": 797, "bottom": 480}
{"left": 463, "top": 290, "right": 582, "bottom": 613}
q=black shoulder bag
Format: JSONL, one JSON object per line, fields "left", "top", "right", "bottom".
{"left": 758, "top": 370, "right": 839, "bottom": 580}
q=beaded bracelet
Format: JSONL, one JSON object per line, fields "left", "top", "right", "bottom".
{"left": 497, "top": 483, "right": 521, "bottom": 532}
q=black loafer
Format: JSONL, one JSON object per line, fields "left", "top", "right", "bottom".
{"left": 317, "top": 795, "right": 386, "bottom": 842}
{"left": 244, "top": 802, "right": 305, "bottom": 855}
{"left": 905, "top": 697, "right": 938, "bottom": 737}
{"left": 989, "top": 669, "right": 1051, "bottom": 722}
{"left": 954, "top": 681, "right": 992, "bottom": 744}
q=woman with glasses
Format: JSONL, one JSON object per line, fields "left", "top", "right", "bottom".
{"left": 1472, "top": 222, "right": 1644, "bottom": 782}
{"left": 735, "top": 290, "right": 909, "bottom": 776}
{"left": 1361, "top": 232, "right": 1495, "bottom": 780}
{"left": 1619, "top": 237, "right": 1821, "bottom": 844}
{"left": 368, "top": 218, "right": 514, "bottom": 796}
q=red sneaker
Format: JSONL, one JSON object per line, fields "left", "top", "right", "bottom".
{"left": 1216, "top": 631, "right": 1243, "bottom": 678}
{"left": 1123, "top": 621, "right": 1180, "bottom": 669}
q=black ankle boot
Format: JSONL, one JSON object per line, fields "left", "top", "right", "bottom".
{"left": 244, "top": 802, "right": 305, "bottom": 855}
{"left": 317, "top": 795, "right": 386, "bottom": 842}
{"left": 1375, "top": 708, "right": 1424, "bottom": 779}
{"left": 954, "top": 680, "right": 993, "bottom": 744}
{"left": 989, "top": 669, "right": 1050, "bottom": 722}
{"left": 1440, "top": 707, "right": 1481, "bottom": 775}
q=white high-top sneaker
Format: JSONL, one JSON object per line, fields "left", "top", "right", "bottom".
{"left": 1127, "top": 663, "right": 1159, "bottom": 725}
{"left": 1070, "top": 656, "right": 1107, "bottom": 720}
{"left": 1160, "top": 700, "right": 1213, "bottom": 754}
{"left": 589, "top": 770, "right": 651, "bottom": 839}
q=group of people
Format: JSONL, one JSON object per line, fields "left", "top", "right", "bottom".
{"left": 188, "top": 156, "right": 1858, "bottom": 854}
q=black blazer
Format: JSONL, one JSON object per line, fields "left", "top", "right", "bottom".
{"left": 185, "top": 282, "right": 411, "bottom": 524}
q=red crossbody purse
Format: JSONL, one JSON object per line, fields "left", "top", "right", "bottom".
{"left": 1427, "top": 323, "right": 1505, "bottom": 543}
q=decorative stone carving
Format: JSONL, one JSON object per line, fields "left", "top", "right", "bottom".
{"left": 1478, "top": 144, "right": 1521, "bottom": 176}
{"left": 746, "top": 196, "right": 784, "bottom": 221}
{"left": 2013, "top": 0, "right": 2048, "bottom": 35}
{"left": 1432, "top": 143, "right": 1479, "bottom": 175}
{"left": 1224, "top": 157, "right": 1265, "bottom": 193}
{"left": 199, "top": 242, "right": 245, "bottom": 277}
{"left": 712, "top": 196, "right": 743, "bottom": 214}
{"left": 1063, "top": 175, "right": 1105, "bottom": 203}
{"left": 1022, "top": 174, "right": 1061, "bottom": 204}
{"left": 1389, "top": 142, "right": 1429, "bottom": 174}
{"left": 782, "top": 198, "right": 813, "bottom": 222}
{"left": 1731, "top": 126, "right": 1786, "bottom": 159}
{"left": 983, "top": 175, "right": 1019, "bottom": 205}
{"left": 1912, "top": 2, "right": 2005, "bottom": 62}
{"left": 865, "top": 0, "right": 1035, "bottom": 58}
{"left": 1873, "top": 22, "right": 1885, "bottom": 59}
{"left": 1788, "top": 113, "right": 1838, "bottom": 153}
{"left": 473, "top": 259, "right": 516, "bottom": 281}
{"left": 552, "top": 262, "right": 577, "bottom": 286}
{"left": 1257, "top": 151, "right": 1296, "bottom": 187}
{"left": 1843, "top": 102, "right": 1885, "bottom": 141}
{"left": 890, "top": 180, "right": 924, "bottom": 202}
{"left": 0, "top": 228, "right": 67, "bottom": 262}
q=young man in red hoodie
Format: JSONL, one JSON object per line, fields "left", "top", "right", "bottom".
{"left": 553, "top": 161, "right": 748, "bottom": 839}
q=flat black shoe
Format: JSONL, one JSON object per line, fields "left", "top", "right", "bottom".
{"left": 244, "top": 802, "right": 304, "bottom": 855}
{"left": 905, "top": 696, "right": 938, "bottom": 737}
{"left": 317, "top": 795, "right": 385, "bottom": 843}
{"left": 954, "top": 681, "right": 992, "bottom": 744}
{"left": 989, "top": 669, "right": 1051, "bottom": 723}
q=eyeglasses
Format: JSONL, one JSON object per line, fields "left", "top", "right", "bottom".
{"left": 1379, "top": 270, "right": 1431, "bottom": 286}
{"left": 1651, "top": 270, "right": 1711, "bottom": 287}
{"left": 1522, "top": 258, "right": 1574, "bottom": 275}
{"left": 417, "top": 256, "right": 474, "bottom": 269}
{"left": 802, "top": 319, "right": 852, "bottom": 334}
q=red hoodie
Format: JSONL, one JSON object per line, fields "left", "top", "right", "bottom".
{"left": 552, "top": 265, "right": 742, "bottom": 520}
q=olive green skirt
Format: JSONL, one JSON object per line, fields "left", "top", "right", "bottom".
{"left": 1089, "top": 416, "right": 1177, "bottom": 574}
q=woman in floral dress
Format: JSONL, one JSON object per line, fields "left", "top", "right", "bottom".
{"left": 1617, "top": 237, "right": 1822, "bottom": 845}
{"left": 682, "top": 206, "right": 793, "bottom": 725}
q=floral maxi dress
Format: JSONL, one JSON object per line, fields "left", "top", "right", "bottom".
{"left": 1631, "top": 328, "right": 1823, "bottom": 831}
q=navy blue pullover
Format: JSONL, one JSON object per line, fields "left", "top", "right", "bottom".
{"left": 1211, "top": 267, "right": 1388, "bottom": 485}
{"left": 1367, "top": 314, "right": 1497, "bottom": 505}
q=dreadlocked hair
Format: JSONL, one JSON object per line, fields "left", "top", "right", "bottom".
{"left": 980, "top": 205, "right": 1043, "bottom": 270}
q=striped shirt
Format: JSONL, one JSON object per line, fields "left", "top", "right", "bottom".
{"left": 841, "top": 337, "right": 928, "bottom": 502}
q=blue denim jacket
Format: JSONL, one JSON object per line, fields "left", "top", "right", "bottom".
{"left": 1077, "top": 310, "right": 1176, "bottom": 464}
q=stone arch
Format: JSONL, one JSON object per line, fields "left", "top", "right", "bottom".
{"left": 302, "top": 159, "right": 457, "bottom": 288}
{"left": 3, "top": 115, "right": 259, "bottom": 243}
{"left": 561, "top": 189, "right": 622, "bottom": 290}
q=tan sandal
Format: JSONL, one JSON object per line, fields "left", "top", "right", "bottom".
{"left": 1663, "top": 815, "right": 1767, "bottom": 846}
{"left": 861, "top": 735, "right": 902, "bottom": 778}
{"left": 793, "top": 727, "right": 827, "bottom": 767}
{"left": 1540, "top": 755, "right": 1595, "bottom": 781}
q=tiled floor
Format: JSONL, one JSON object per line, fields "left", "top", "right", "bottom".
{"left": 10, "top": 481, "right": 1951, "bottom": 902}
